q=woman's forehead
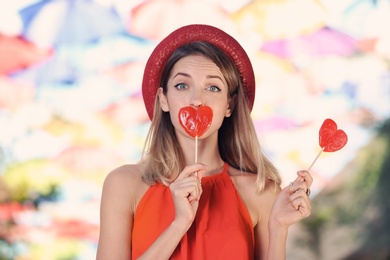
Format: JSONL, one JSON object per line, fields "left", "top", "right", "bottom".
{"left": 171, "top": 55, "right": 222, "bottom": 74}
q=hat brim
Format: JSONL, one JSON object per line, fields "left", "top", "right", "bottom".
{"left": 142, "top": 24, "right": 255, "bottom": 120}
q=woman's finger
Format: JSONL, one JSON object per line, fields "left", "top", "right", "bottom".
{"left": 170, "top": 175, "right": 203, "bottom": 202}
{"left": 289, "top": 188, "right": 311, "bottom": 207}
{"left": 288, "top": 181, "right": 309, "bottom": 195}
{"left": 292, "top": 197, "right": 311, "bottom": 217}
{"left": 289, "top": 170, "right": 313, "bottom": 194}
{"left": 289, "top": 188, "right": 306, "bottom": 201}
{"left": 297, "top": 170, "right": 313, "bottom": 188}
{"left": 175, "top": 163, "right": 208, "bottom": 181}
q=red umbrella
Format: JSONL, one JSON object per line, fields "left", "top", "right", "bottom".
{"left": 54, "top": 219, "right": 99, "bottom": 241}
{"left": 0, "top": 34, "right": 52, "bottom": 74}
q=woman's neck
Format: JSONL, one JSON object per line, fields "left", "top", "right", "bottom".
{"left": 179, "top": 135, "right": 225, "bottom": 176}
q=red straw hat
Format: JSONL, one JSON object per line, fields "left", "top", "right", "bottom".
{"left": 142, "top": 24, "right": 255, "bottom": 120}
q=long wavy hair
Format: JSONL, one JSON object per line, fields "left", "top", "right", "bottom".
{"left": 141, "top": 41, "right": 281, "bottom": 191}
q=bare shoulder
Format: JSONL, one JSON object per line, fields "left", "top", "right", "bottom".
{"left": 98, "top": 164, "right": 150, "bottom": 258}
{"left": 228, "top": 166, "right": 281, "bottom": 225}
{"left": 102, "top": 163, "right": 150, "bottom": 213}
{"left": 105, "top": 163, "right": 143, "bottom": 184}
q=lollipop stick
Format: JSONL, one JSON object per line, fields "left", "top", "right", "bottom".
{"left": 308, "top": 147, "right": 324, "bottom": 171}
{"left": 194, "top": 136, "right": 199, "bottom": 177}
{"left": 195, "top": 136, "right": 198, "bottom": 164}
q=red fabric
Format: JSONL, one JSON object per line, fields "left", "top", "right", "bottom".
{"left": 132, "top": 163, "right": 254, "bottom": 259}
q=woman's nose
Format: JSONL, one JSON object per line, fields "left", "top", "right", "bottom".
{"left": 190, "top": 89, "right": 203, "bottom": 107}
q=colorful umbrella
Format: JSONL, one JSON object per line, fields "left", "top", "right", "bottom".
{"left": 333, "top": 0, "right": 390, "bottom": 38}
{"left": 232, "top": 0, "right": 327, "bottom": 41}
{"left": 12, "top": 32, "right": 153, "bottom": 85}
{"left": 0, "top": 76, "right": 35, "bottom": 109}
{"left": 260, "top": 27, "right": 358, "bottom": 60}
{"left": 128, "top": 0, "right": 235, "bottom": 40}
{"left": 0, "top": 34, "right": 52, "bottom": 74}
{"left": 333, "top": 0, "right": 390, "bottom": 59}
{"left": 19, "top": 0, "right": 125, "bottom": 47}
{"left": 53, "top": 145, "right": 125, "bottom": 177}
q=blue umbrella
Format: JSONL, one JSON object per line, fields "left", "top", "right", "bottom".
{"left": 19, "top": 0, "right": 125, "bottom": 47}
{"left": 15, "top": 0, "right": 151, "bottom": 86}
{"left": 12, "top": 32, "right": 154, "bottom": 85}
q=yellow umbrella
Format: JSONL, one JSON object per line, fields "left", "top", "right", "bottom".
{"left": 251, "top": 51, "right": 294, "bottom": 83}
{"left": 232, "top": 0, "right": 327, "bottom": 41}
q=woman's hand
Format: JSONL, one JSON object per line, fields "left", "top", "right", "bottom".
{"left": 169, "top": 163, "right": 207, "bottom": 230}
{"left": 270, "top": 170, "right": 313, "bottom": 229}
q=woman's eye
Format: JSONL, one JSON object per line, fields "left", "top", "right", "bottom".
{"left": 207, "top": 85, "right": 221, "bottom": 92}
{"left": 174, "top": 83, "right": 187, "bottom": 90}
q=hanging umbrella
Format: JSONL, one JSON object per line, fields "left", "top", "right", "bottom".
{"left": 332, "top": 0, "right": 390, "bottom": 38}
{"left": 0, "top": 34, "right": 52, "bottom": 74}
{"left": 232, "top": 0, "right": 327, "bottom": 41}
{"left": 53, "top": 145, "right": 124, "bottom": 176}
{"left": 53, "top": 219, "right": 99, "bottom": 241}
{"left": 128, "top": 0, "right": 235, "bottom": 40}
{"left": 334, "top": 0, "right": 390, "bottom": 59}
{"left": 12, "top": 31, "right": 153, "bottom": 86}
{"left": 73, "top": 32, "right": 154, "bottom": 71}
{"left": 11, "top": 46, "right": 81, "bottom": 85}
{"left": 260, "top": 27, "right": 358, "bottom": 60}
{"left": 19, "top": 0, "right": 125, "bottom": 48}
{"left": 0, "top": 76, "right": 35, "bottom": 109}
{"left": 100, "top": 93, "right": 149, "bottom": 126}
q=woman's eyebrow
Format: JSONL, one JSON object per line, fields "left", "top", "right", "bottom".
{"left": 173, "top": 72, "right": 191, "bottom": 79}
{"left": 207, "top": 75, "right": 224, "bottom": 82}
{"left": 173, "top": 72, "right": 224, "bottom": 82}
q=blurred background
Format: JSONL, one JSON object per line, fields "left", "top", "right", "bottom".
{"left": 0, "top": 0, "right": 389, "bottom": 259}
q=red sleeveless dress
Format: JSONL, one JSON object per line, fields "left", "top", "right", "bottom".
{"left": 132, "top": 163, "right": 254, "bottom": 259}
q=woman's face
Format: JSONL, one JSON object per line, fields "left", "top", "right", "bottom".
{"left": 158, "top": 54, "right": 233, "bottom": 139}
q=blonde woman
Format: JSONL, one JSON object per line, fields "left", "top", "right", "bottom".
{"left": 97, "top": 24, "right": 312, "bottom": 260}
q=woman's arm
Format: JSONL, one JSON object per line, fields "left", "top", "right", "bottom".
{"left": 254, "top": 182, "right": 282, "bottom": 260}
{"left": 97, "top": 163, "right": 206, "bottom": 260}
{"left": 255, "top": 171, "right": 312, "bottom": 259}
{"left": 97, "top": 165, "right": 137, "bottom": 259}
{"left": 138, "top": 163, "right": 206, "bottom": 259}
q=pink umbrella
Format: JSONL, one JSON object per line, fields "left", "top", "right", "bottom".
{"left": 54, "top": 145, "right": 124, "bottom": 174}
{"left": 100, "top": 94, "right": 149, "bottom": 126}
{"left": 0, "top": 34, "right": 52, "bottom": 74}
{"left": 261, "top": 27, "right": 358, "bottom": 59}
{"left": 0, "top": 76, "right": 35, "bottom": 109}
{"left": 0, "top": 202, "right": 24, "bottom": 221}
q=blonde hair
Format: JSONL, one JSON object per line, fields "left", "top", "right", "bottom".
{"left": 141, "top": 41, "right": 281, "bottom": 191}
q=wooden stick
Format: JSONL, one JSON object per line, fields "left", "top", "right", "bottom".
{"left": 194, "top": 136, "right": 199, "bottom": 177}
{"left": 308, "top": 147, "right": 324, "bottom": 171}
{"left": 195, "top": 136, "right": 198, "bottom": 164}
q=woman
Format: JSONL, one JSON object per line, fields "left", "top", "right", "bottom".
{"left": 97, "top": 24, "right": 312, "bottom": 259}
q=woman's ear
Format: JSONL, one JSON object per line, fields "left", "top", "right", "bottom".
{"left": 157, "top": 88, "right": 169, "bottom": 112}
{"left": 225, "top": 94, "right": 237, "bottom": 117}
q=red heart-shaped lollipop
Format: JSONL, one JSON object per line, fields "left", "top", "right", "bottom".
{"left": 178, "top": 106, "right": 213, "bottom": 138}
{"left": 319, "top": 118, "right": 348, "bottom": 152}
